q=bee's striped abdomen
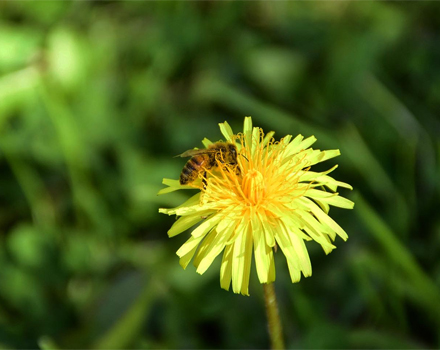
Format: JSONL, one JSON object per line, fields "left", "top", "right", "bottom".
{"left": 179, "top": 155, "right": 208, "bottom": 185}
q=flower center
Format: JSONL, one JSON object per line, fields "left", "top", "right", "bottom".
{"left": 242, "top": 169, "right": 265, "bottom": 205}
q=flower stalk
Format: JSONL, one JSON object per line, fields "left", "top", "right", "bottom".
{"left": 263, "top": 283, "right": 285, "bottom": 349}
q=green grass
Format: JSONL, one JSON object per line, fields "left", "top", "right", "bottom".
{"left": 0, "top": 2, "right": 439, "bottom": 348}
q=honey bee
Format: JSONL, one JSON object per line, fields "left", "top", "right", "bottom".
{"left": 177, "top": 142, "right": 239, "bottom": 186}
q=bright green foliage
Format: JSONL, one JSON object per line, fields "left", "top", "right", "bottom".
{"left": 0, "top": 2, "right": 439, "bottom": 349}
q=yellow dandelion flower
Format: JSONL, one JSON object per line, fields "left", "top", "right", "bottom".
{"left": 159, "top": 117, "right": 354, "bottom": 295}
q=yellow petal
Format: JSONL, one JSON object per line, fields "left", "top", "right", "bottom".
{"left": 243, "top": 117, "right": 253, "bottom": 152}
{"left": 305, "top": 189, "right": 354, "bottom": 209}
{"left": 162, "top": 178, "right": 180, "bottom": 187}
{"left": 243, "top": 116, "right": 253, "bottom": 136}
{"left": 219, "top": 121, "right": 235, "bottom": 142}
{"left": 306, "top": 149, "right": 340, "bottom": 167}
{"left": 220, "top": 244, "right": 234, "bottom": 291}
{"left": 299, "top": 136, "right": 317, "bottom": 150}
{"left": 193, "top": 229, "right": 216, "bottom": 270}
{"left": 267, "top": 250, "right": 276, "bottom": 283}
{"left": 202, "top": 138, "right": 213, "bottom": 148}
{"left": 300, "top": 197, "right": 349, "bottom": 241}
{"left": 196, "top": 219, "right": 236, "bottom": 275}
{"left": 178, "top": 236, "right": 204, "bottom": 269}
{"left": 285, "top": 134, "right": 304, "bottom": 152}
{"left": 262, "top": 131, "right": 275, "bottom": 147}
{"left": 252, "top": 215, "right": 270, "bottom": 283}
{"left": 231, "top": 223, "right": 253, "bottom": 295}
{"left": 191, "top": 214, "right": 222, "bottom": 238}
{"left": 295, "top": 209, "right": 338, "bottom": 243}
{"left": 288, "top": 231, "right": 312, "bottom": 277}
{"left": 262, "top": 218, "right": 276, "bottom": 248}
{"left": 168, "top": 215, "right": 204, "bottom": 237}
{"left": 274, "top": 222, "right": 301, "bottom": 283}
{"left": 177, "top": 234, "right": 205, "bottom": 258}
{"left": 159, "top": 193, "right": 201, "bottom": 216}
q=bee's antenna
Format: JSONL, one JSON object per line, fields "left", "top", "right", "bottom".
{"left": 239, "top": 154, "right": 249, "bottom": 162}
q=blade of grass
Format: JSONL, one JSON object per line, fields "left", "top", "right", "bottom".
{"left": 359, "top": 73, "right": 422, "bottom": 142}
{"left": 38, "top": 336, "right": 60, "bottom": 350}
{"left": 91, "top": 278, "right": 156, "bottom": 349}
{"left": 349, "top": 328, "right": 426, "bottom": 349}
{"left": 339, "top": 123, "right": 410, "bottom": 234}
{"left": 38, "top": 84, "right": 113, "bottom": 235}
{"left": 339, "top": 123, "right": 396, "bottom": 198}
{"left": 0, "top": 148, "right": 56, "bottom": 228}
{"left": 193, "top": 74, "right": 336, "bottom": 148}
{"left": 0, "top": 66, "right": 40, "bottom": 126}
{"left": 353, "top": 192, "right": 440, "bottom": 327}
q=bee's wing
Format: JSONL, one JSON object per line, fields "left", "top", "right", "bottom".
{"left": 174, "top": 148, "right": 213, "bottom": 158}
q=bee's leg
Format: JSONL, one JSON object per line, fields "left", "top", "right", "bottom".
{"left": 227, "top": 161, "right": 240, "bottom": 176}
{"left": 234, "top": 162, "right": 241, "bottom": 176}
{"left": 202, "top": 171, "right": 208, "bottom": 189}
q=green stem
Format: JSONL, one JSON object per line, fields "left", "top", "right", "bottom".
{"left": 263, "top": 283, "right": 285, "bottom": 349}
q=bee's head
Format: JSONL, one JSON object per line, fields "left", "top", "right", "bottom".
{"left": 228, "top": 143, "right": 237, "bottom": 160}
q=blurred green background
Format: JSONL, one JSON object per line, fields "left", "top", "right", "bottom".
{"left": 1, "top": 1, "right": 440, "bottom": 349}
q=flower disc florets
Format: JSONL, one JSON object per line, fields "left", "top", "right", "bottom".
{"left": 159, "top": 117, "right": 354, "bottom": 295}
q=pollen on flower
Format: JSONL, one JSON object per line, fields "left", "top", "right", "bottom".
{"left": 158, "top": 116, "right": 354, "bottom": 295}
{"left": 242, "top": 169, "right": 265, "bottom": 205}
